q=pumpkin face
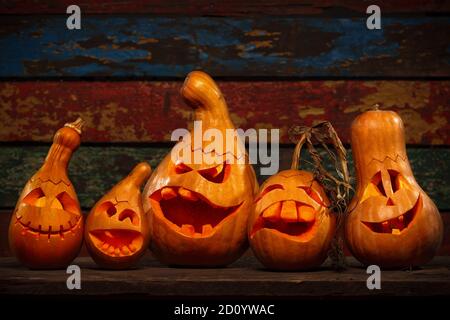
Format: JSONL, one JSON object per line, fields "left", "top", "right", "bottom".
{"left": 9, "top": 119, "right": 84, "bottom": 269}
{"left": 345, "top": 110, "right": 443, "bottom": 268}
{"left": 356, "top": 167, "right": 419, "bottom": 235}
{"left": 85, "top": 163, "right": 151, "bottom": 269}
{"left": 143, "top": 71, "right": 258, "bottom": 266}
{"left": 249, "top": 170, "right": 335, "bottom": 270}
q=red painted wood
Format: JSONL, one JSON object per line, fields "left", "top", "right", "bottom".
{"left": 0, "top": 0, "right": 448, "bottom": 14}
{"left": 1, "top": 81, "right": 449, "bottom": 145}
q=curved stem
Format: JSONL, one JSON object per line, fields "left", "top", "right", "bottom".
{"left": 64, "top": 117, "right": 84, "bottom": 134}
{"left": 290, "top": 133, "right": 307, "bottom": 170}
{"left": 180, "top": 71, "right": 234, "bottom": 129}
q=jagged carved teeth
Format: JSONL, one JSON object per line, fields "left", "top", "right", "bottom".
{"left": 155, "top": 187, "right": 241, "bottom": 237}
{"left": 89, "top": 230, "right": 143, "bottom": 257}
{"left": 261, "top": 200, "right": 316, "bottom": 223}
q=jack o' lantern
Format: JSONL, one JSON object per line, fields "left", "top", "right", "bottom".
{"left": 85, "top": 162, "right": 151, "bottom": 269}
{"left": 249, "top": 133, "right": 336, "bottom": 270}
{"left": 143, "top": 71, "right": 258, "bottom": 267}
{"left": 9, "top": 118, "right": 84, "bottom": 269}
{"left": 345, "top": 108, "right": 443, "bottom": 268}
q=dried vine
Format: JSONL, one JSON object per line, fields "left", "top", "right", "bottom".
{"left": 288, "top": 121, "right": 352, "bottom": 270}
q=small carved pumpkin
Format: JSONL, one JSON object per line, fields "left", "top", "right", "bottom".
{"left": 249, "top": 135, "right": 336, "bottom": 270}
{"left": 9, "top": 118, "right": 84, "bottom": 269}
{"left": 345, "top": 108, "right": 443, "bottom": 268}
{"left": 85, "top": 162, "right": 151, "bottom": 269}
{"left": 143, "top": 71, "right": 258, "bottom": 267}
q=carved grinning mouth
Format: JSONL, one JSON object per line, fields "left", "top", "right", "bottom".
{"left": 15, "top": 213, "right": 81, "bottom": 239}
{"left": 89, "top": 230, "right": 143, "bottom": 257}
{"left": 362, "top": 196, "right": 421, "bottom": 235}
{"left": 150, "top": 187, "right": 242, "bottom": 237}
{"left": 251, "top": 200, "right": 318, "bottom": 240}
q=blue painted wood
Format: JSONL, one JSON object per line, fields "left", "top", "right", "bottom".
{"left": 0, "top": 16, "right": 448, "bottom": 77}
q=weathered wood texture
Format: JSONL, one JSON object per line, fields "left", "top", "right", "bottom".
{"left": 0, "top": 0, "right": 450, "bottom": 16}
{"left": 1, "top": 255, "right": 450, "bottom": 297}
{"left": 1, "top": 81, "right": 449, "bottom": 144}
{"left": 0, "top": 146, "right": 449, "bottom": 209}
{"left": 1, "top": 1, "right": 449, "bottom": 15}
{"left": 1, "top": 17, "right": 449, "bottom": 78}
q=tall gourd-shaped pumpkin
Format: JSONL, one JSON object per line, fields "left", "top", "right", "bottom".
{"left": 143, "top": 71, "right": 258, "bottom": 266}
{"left": 85, "top": 162, "right": 151, "bottom": 269}
{"left": 249, "top": 132, "right": 336, "bottom": 270}
{"left": 345, "top": 108, "right": 443, "bottom": 268}
{"left": 9, "top": 118, "right": 84, "bottom": 269}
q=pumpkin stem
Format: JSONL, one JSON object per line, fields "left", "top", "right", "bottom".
{"left": 289, "top": 121, "right": 352, "bottom": 270}
{"left": 372, "top": 103, "right": 380, "bottom": 111}
{"left": 180, "top": 71, "right": 234, "bottom": 129}
{"left": 290, "top": 132, "right": 308, "bottom": 170}
{"left": 64, "top": 117, "right": 84, "bottom": 134}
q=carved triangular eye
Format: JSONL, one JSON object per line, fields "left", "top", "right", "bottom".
{"left": 198, "top": 162, "right": 229, "bottom": 183}
{"left": 56, "top": 192, "right": 79, "bottom": 214}
{"left": 388, "top": 170, "right": 400, "bottom": 192}
{"left": 22, "top": 188, "right": 46, "bottom": 207}
{"left": 360, "top": 171, "right": 388, "bottom": 203}
{"left": 174, "top": 162, "right": 193, "bottom": 174}
{"left": 372, "top": 171, "right": 387, "bottom": 197}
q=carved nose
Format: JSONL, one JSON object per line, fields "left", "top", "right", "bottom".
{"left": 386, "top": 198, "right": 395, "bottom": 206}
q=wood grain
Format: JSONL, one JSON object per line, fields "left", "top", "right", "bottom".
{"left": 1, "top": 81, "right": 449, "bottom": 144}
{"left": 1, "top": 16, "right": 449, "bottom": 77}
{"left": 1, "top": 0, "right": 449, "bottom": 15}
{"left": 0, "top": 146, "right": 448, "bottom": 210}
{"left": 1, "top": 255, "right": 450, "bottom": 297}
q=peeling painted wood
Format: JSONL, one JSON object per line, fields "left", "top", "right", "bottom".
{"left": 1, "top": 16, "right": 449, "bottom": 77}
{"left": 1, "top": 81, "right": 449, "bottom": 144}
{"left": 0, "top": 146, "right": 448, "bottom": 210}
{"left": 1, "top": 0, "right": 449, "bottom": 15}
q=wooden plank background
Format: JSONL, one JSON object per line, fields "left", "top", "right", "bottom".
{"left": 0, "top": 1, "right": 449, "bottom": 257}
{"left": 1, "top": 81, "right": 449, "bottom": 144}
{"left": 1, "top": 146, "right": 448, "bottom": 210}
{"left": 1, "top": 0, "right": 449, "bottom": 15}
{"left": 1, "top": 16, "right": 449, "bottom": 78}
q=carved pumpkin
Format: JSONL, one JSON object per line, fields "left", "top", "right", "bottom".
{"left": 9, "top": 118, "right": 84, "bottom": 269}
{"left": 345, "top": 108, "right": 443, "bottom": 268}
{"left": 143, "top": 71, "right": 258, "bottom": 266}
{"left": 85, "top": 162, "right": 151, "bottom": 269}
{"left": 249, "top": 135, "right": 336, "bottom": 270}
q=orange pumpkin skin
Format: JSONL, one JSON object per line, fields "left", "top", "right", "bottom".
{"left": 143, "top": 71, "right": 258, "bottom": 267}
{"left": 345, "top": 110, "right": 443, "bottom": 268}
{"left": 85, "top": 163, "right": 151, "bottom": 269}
{"left": 249, "top": 170, "right": 335, "bottom": 270}
{"left": 9, "top": 119, "right": 84, "bottom": 269}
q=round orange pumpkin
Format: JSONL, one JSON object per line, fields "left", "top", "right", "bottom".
{"left": 249, "top": 136, "right": 336, "bottom": 270}
{"left": 85, "top": 162, "right": 152, "bottom": 269}
{"left": 143, "top": 71, "right": 258, "bottom": 267}
{"left": 9, "top": 118, "right": 84, "bottom": 269}
{"left": 345, "top": 108, "right": 443, "bottom": 268}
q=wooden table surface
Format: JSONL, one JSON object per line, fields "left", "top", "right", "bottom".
{"left": 1, "top": 254, "right": 449, "bottom": 298}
